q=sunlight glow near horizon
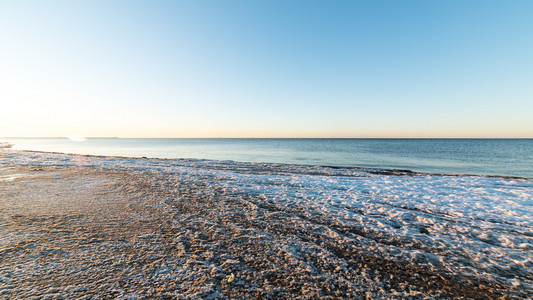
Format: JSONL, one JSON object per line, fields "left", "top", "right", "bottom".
{"left": 1, "top": 0, "right": 532, "bottom": 138}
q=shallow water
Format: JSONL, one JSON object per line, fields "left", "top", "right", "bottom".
{"left": 3, "top": 138, "right": 533, "bottom": 178}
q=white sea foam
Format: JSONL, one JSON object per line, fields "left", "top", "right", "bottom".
{"left": 1, "top": 149, "right": 531, "bottom": 292}
{"left": 0, "top": 174, "right": 23, "bottom": 181}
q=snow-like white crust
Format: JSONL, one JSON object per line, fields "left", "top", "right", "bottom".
{"left": 1, "top": 149, "right": 531, "bottom": 298}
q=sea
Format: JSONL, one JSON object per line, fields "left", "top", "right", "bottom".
{"left": 2, "top": 138, "right": 532, "bottom": 178}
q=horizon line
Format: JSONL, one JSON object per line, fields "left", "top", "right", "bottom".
{"left": 2, "top": 137, "right": 532, "bottom": 139}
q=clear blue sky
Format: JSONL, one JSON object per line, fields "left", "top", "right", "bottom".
{"left": 1, "top": 0, "right": 532, "bottom": 138}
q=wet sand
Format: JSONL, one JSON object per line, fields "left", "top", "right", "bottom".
{"left": 0, "top": 159, "right": 526, "bottom": 298}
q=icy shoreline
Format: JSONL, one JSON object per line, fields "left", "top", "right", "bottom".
{"left": 1, "top": 149, "right": 531, "bottom": 298}
{"left": 9, "top": 148, "right": 533, "bottom": 180}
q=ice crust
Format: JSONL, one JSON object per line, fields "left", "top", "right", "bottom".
{"left": 1, "top": 149, "right": 532, "bottom": 296}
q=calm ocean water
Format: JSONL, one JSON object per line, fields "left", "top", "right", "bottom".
{"left": 2, "top": 138, "right": 532, "bottom": 178}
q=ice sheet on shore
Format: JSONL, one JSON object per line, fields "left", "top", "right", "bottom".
{"left": 1, "top": 149, "right": 532, "bottom": 295}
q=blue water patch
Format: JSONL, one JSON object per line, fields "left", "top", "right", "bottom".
{"left": 2, "top": 138, "right": 532, "bottom": 178}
